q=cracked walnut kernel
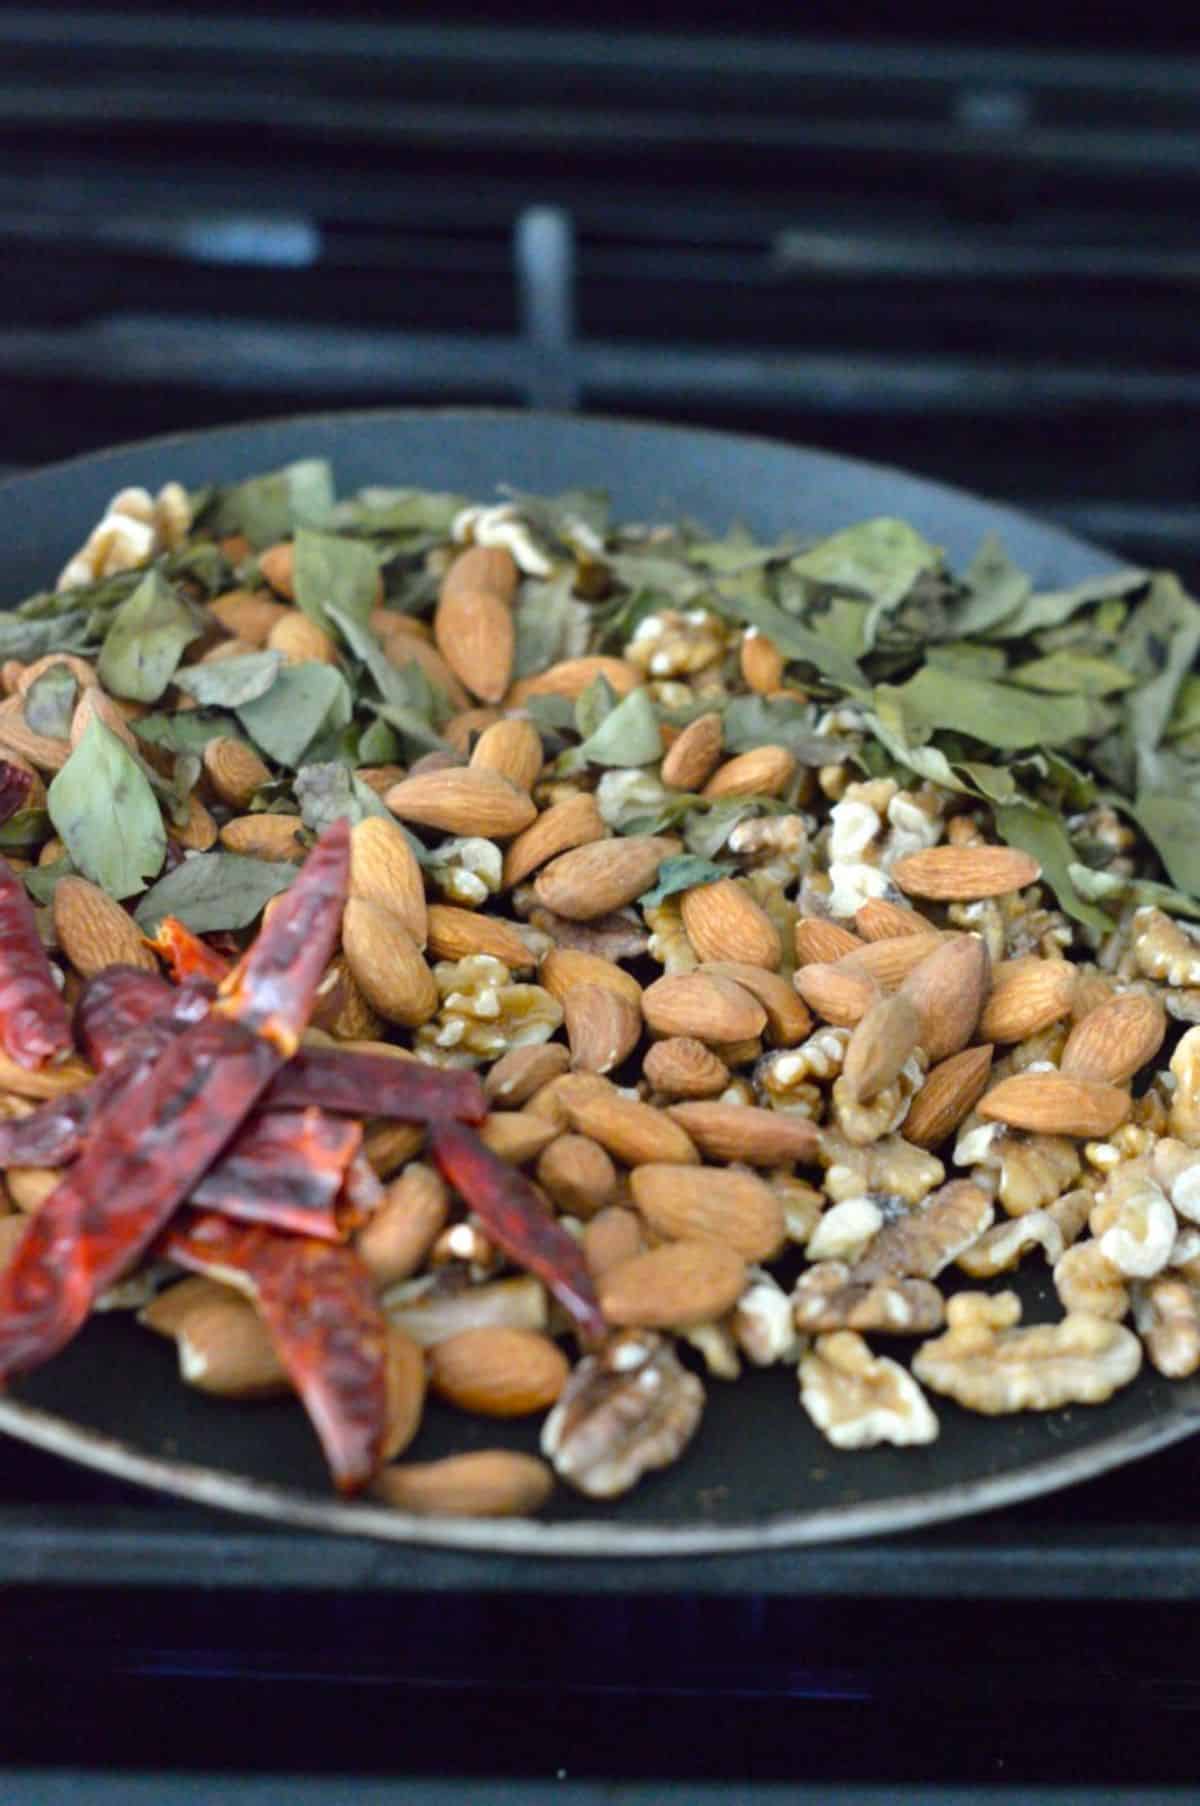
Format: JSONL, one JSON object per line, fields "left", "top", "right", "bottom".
{"left": 540, "top": 1330, "right": 704, "bottom": 1498}
{"left": 415, "top": 954, "right": 562, "bottom": 1064}
{"left": 799, "top": 1332, "right": 939, "bottom": 1449}
{"left": 912, "top": 1291, "right": 1142, "bottom": 1413}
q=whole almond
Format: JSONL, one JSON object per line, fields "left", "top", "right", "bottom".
{"left": 630, "top": 1164, "right": 786, "bottom": 1262}
{"left": 70, "top": 686, "right": 141, "bottom": 756}
{"left": 372, "top": 1449, "right": 554, "bottom": 1517}
{"left": 485, "top": 1042, "right": 572, "bottom": 1107}
{"left": 739, "top": 630, "right": 785, "bottom": 693}
{"left": 900, "top": 934, "right": 990, "bottom": 1062}
{"left": 536, "top": 1133, "right": 617, "bottom": 1218}
{"left": 425, "top": 903, "right": 536, "bottom": 970}
{"left": 502, "top": 792, "right": 606, "bottom": 888}
{"left": 978, "top": 956, "right": 1078, "bottom": 1044}
{"left": 362, "top": 1121, "right": 426, "bottom": 1179}
{"left": 903, "top": 1044, "right": 995, "bottom": 1149}
{"left": 341, "top": 897, "right": 438, "bottom": 1027}
{"left": 443, "top": 707, "right": 503, "bottom": 757}
{"left": 209, "top": 588, "right": 289, "bottom": 644}
{"left": 257, "top": 542, "right": 296, "bottom": 598}
{"left": 138, "top": 1276, "right": 231, "bottom": 1337}
{"left": 469, "top": 717, "right": 543, "bottom": 791}
{"left": 0, "top": 694, "right": 70, "bottom": 770}
{"left": 382, "top": 1326, "right": 427, "bottom": 1460}
{"left": 891, "top": 844, "right": 1041, "bottom": 900}
{"left": 599, "top": 1238, "right": 746, "bottom": 1329}
{"left": 564, "top": 983, "right": 642, "bottom": 1075}
{"left": 794, "top": 918, "right": 865, "bottom": 965}
{"left": 507, "top": 656, "right": 641, "bottom": 706}
{"left": 700, "top": 962, "right": 812, "bottom": 1045}
{"left": 643, "top": 1036, "right": 730, "bottom": 1098}
{"left": 539, "top": 946, "right": 643, "bottom": 1011}
{"left": 852, "top": 932, "right": 947, "bottom": 989}
{"left": 559, "top": 1078, "right": 700, "bottom": 1166}
{"left": 197, "top": 636, "right": 257, "bottom": 665}
{"left": 177, "top": 1299, "right": 290, "bottom": 1399}
{"left": 435, "top": 585, "right": 515, "bottom": 704}
{"left": 841, "top": 992, "right": 922, "bottom": 1102}
{"left": 978, "top": 1072, "right": 1132, "bottom": 1138}
{"left": 428, "top": 1325, "right": 569, "bottom": 1417}
{"left": 349, "top": 816, "right": 428, "bottom": 947}
{"left": 173, "top": 792, "right": 219, "bottom": 852}
{"left": 583, "top": 1206, "right": 647, "bottom": 1280}
{"left": 218, "top": 814, "right": 307, "bottom": 861}
{"left": 311, "top": 955, "right": 385, "bottom": 1042}
{"left": 6, "top": 1166, "right": 62, "bottom": 1213}
{"left": 203, "top": 735, "right": 272, "bottom": 810}
{"left": 854, "top": 898, "right": 934, "bottom": 940}
{"left": 794, "top": 959, "right": 878, "bottom": 1027}
{"left": 385, "top": 768, "right": 537, "bottom": 839}
{"left": 535, "top": 835, "right": 679, "bottom": 921}
{"left": 379, "top": 627, "right": 471, "bottom": 712}
{"left": 665, "top": 1100, "right": 820, "bottom": 1167}
{"left": 266, "top": 609, "right": 339, "bottom": 666}
{"left": 680, "top": 878, "right": 781, "bottom": 969}
{"left": 702, "top": 743, "right": 795, "bottom": 801}
{"left": 0, "top": 1051, "right": 93, "bottom": 1101}
{"left": 441, "top": 544, "right": 520, "bottom": 607}
{"left": 660, "top": 711, "right": 723, "bottom": 790}
{"left": 1060, "top": 991, "right": 1168, "bottom": 1084}
{"left": 355, "top": 764, "right": 407, "bottom": 799}
{"left": 642, "top": 971, "right": 766, "bottom": 1045}
{"left": 53, "top": 876, "right": 158, "bottom": 978}
{"left": 477, "top": 1111, "right": 561, "bottom": 1165}
{"left": 356, "top": 1162, "right": 449, "bottom": 1288}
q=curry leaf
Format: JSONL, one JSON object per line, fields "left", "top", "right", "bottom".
{"left": 292, "top": 528, "right": 381, "bottom": 637}
{"left": 0, "top": 807, "right": 50, "bottom": 850}
{"left": 210, "top": 459, "right": 335, "bottom": 550}
{"left": 1068, "top": 863, "right": 1200, "bottom": 922}
{"left": 993, "top": 801, "right": 1113, "bottom": 934}
{"left": 96, "top": 570, "right": 202, "bottom": 702}
{"left": 134, "top": 710, "right": 238, "bottom": 756}
{"left": 133, "top": 853, "right": 296, "bottom": 934}
{"left": 1009, "top": 651, "right": 1136, "bottom": 697}
{"left": 174, "top": 650, "right": 284, "bottom": 709}
{"left": 23, "top": 665, "right": 78, "bottom": 739}
{"left": 236, "top": 662, "right": 353, "bottom": 768}
{"left": 721, "top": 694, "right": 844, "bottom": 764}
{"left": 295, "top": 762, "right": 390, "bottom": 833}
{"left": 713, "top": 589, "right": 865, "bottom": 691}
{"left": 513, "top": 574, "right": 591, "bottom": 677}
{"left": 48, "top": 717, "right": 166, "bottom": 899}
{"left": 574, "top": 675, "right": 618, "bottom": 741}
{"left": 880, "top": 667, "right": 1092, "bottom": 750}
{"left": 0, "top": 611, "right": 93, "bottom": 659}
{"left": 983, "top": 567, "right": 1148, "bottom": 641}
{"left": 952, "top": 534, "right": 1031, "bottom": 636}
{"left": 576, "top": 686, "right": 661, "bottom": 767}
{"left": 639, "top": 855, "right": 730, "bottom": 907}
{"left": 789, "top": 517, "right": 941, "bottom": 607}
{"left": 1128, "top": 791, "right": 1200, "bottom": 898}
{"left": 21, "top": 855, "right": 78, "bottom": 906}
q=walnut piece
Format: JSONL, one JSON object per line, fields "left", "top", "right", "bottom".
{"left": 1132, "top": 908, "right": 1200, "bottom": 987}
{"left": 912, "top": 1291, "right": 1142, "bottom": 1413}
{"left": 57, "top": 482, "right": 191, "bottom": 591}
{"left": 1153, "top": 1139, "right": 1200, "bottom": 1221}
{"left": 426, "top": 837, "right": 503, "bottom": 908}
{"left": 540, "top": 1330, "right": 704, "bottom": 1498}
{"left": 1089, "top": 1163, "right": 1177, "bottom": 1279}
{"left": 415, "top": 954, "right": 562, "bottom": 1064}
{"left": 1053, "top": 1240, "right": 1130, "bottom": 1320}
{"left": 644, "top": 895, "right": 699, "bottom": 975}
{"left": 792, "top": 1262, "right": 944, "bottom": 1335}
{"left": 830, "top": 1051, "right": 924, "bottom": 1146}
{"left": 957, "top": 1124, "right": 1081, "bottom": 1218}
{"left": 819, "top": 1129, "right": 944, "bottom": 1207}
{"left": 1133, "top": 1276, "right": 1200, "bottom": 1378}
{"left": 799, "top": 1331, "right": 938, "bottom": 1449}
{"left": 1170, "top": 1026, "right": 1200, "bottom": 1145}
{"left": 625, "top": 608, "right": 729, "bottom": 678}
{"left": 853, "top": 1179, "right": 995, "bottom": 1282}
{"left": 805, "top": 1195, "right": 886, "bottom": 1263}
{"left": 957, "top": 1187, "right": 1092, "bottom": 1279}
{"left": 733, "top": 1266, "right": 803, "bottom": 1365}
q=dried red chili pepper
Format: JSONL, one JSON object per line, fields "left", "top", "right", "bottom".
{"left": 147, "top": 915, "right": 234, "bottom": 985}
{"left": 0, "top": 855, "right": 72, "bottom": 1070}
{"left": 75, "top": 966, "right": 210, "bottom": 1069}
{"left": 428, "top": 1120, "right": 607, "bottom": 1346}
{"left": 162, "top": 1209, "right": 391, "bottom": 1495}
{"left": 272, "top": 1048, "right": 486, "bottom": 1124}
{"left": 0, "top": 761, "right": 33, "bottom": 827}
{"left": 189, "top": 1106, "right": 366, "bottom": 1241}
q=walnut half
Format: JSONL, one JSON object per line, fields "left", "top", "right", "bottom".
{"left": 912, "top": 1291, "right": 1142, "bottom": 1414}
{"left": 540, "top": 1330, "right": 704, "bottom": 1498}
{"left": 799, "top": 1331, "right": 939, "bottom": 1449}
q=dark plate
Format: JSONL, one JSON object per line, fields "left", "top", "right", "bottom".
{"left": 1, "top": 407, "right": 1195, "bottom": 1555}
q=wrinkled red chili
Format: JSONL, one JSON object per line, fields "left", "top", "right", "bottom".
{"left": 147, "top": 916, "right": 234, "bottom": 985}
{"left": 189, "top": 1106, "right": 366, "bottom": 1241}
{"left": 0, "top": 761, "right": 33, "bottom": 827}
{"left": 0, "top": 856, "right": 73, "bottom": 1070}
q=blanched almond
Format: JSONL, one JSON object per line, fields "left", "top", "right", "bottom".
{"left": 891, "top": 844, "right": 1041, "bottom": 900}
{"left": 664, "top": 1100, "right": 820, "bottom": 1166}
{"left": 425, "top": 904, "right": 536, "bottom": 970}
{"left": 660, "top": 710, "right": 723, "bottom": 790}
{"left": 373, "top": 1450, "right": 554, "bottom": 1517}
{"left": 903, "top": 1044, "right": 995, "bottom": 1149}
{"left": 702, "top": 743, "right": 795, "bottom": 800}
{"left": 340, "top": 897, "right": 438, "bottom": 1027}
{"left": 502, "top": 792, "right": 606, "bottom": 888}
{"left": 385, "top": 767, "right": 537, "bottom": 838}
{"left": 535, "top": 835, "right": 679, "bottom": 921}
{"left": 642, "top": 971, "right": 766, "bottom": 1044}
{"left": 428, "top": 1326, "right": 569, "bottom": 1417}
{"left": 680, "top": 878, "right": 781, "bottom": 969}
{"left": 599, "top": 1238, "right": 746, "bottom": 1329}
{"left": 53, "top": 876, "right": 158, "bottom": 979}
{"left": 1060, "top": 991, "right": 1167, "bottom": 1085}
{"left": 978, "top": 1072, "right": 1131, "bottom": 1138}
{"left": 630, "top": 1164, "right": 786, "bottom": 1262}
{"left": 643, "top": 1036, "right": 730, "bottom": 1098}
{"left": 978, "top": 956, "right": 1078, "bottom": 1044}
{"left": 468, "top": 716, "right": 543, "bottom": 791}
{"left": 349, "top": 816, "right": 428, "bottom": 948}
{"left": 563, "top": 983, "right": 642, "bottom": 1075}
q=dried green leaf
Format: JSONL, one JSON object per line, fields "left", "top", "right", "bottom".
{"left": 1008, "top": 651, "right": 1136, "bottom": 697}
{"left": 502, "top": 486, "right": 611, "bottom": 545}
{"left": 721, "top": 694, "right": 843, "bottom": 764}
{"left": 1127, "top": 791, "right": 1200, "bottom": 899}
{"left": 523, "top": 694, "right": 577, "bottom": 737}
{"left": 686, "top": 525, "right": 792, "bottom": 572}
{"left": 174, "top": 650, "right": 283, "bottom": 709}
{"left": 993, "top": 801, "right": 1113, "bottom": 934}
{"left": 133, "top": 852, "right": 295, "bottom": 935}
{"left": 1067, "top": 863, "right": 1200, "bottom": 922}
{"left": 292, "top": 528, "right": 381, "bottom": 638}
{"left": 952, "top": 534, "right": 1031, "bottom": 636}
{"left": 210, "top": 459, "right": 335, "bottom": 551}
{"left": 0, "top": 807, "right": 50, "bottom": 850}
{"left": 327, "top": 604, "right": 447, "bottom": 746}
{"left": 134, "top": 710, "right": 236, "bottom": 756}
{"left": 879, "top": 668, "right": 1092, "bottom": 750}
{"left": 96, "top": 570, "right": 202, "bottom": 703}
{"left": 1123, "top": 574, "right": 1200, "bottom": 772}
{"left": 48, "top": 717, "right": 166, "bottom": 900}
{"left": 0, "top": 611, "right": 92, "bottom": 659}
{"left": 1167, "top": 674, "right": 1200, "bottom": 742}
{"left": 235, "top": 662, "right": 353, "bottom": 768}
{"left": 924, "top": 643, "right": 1009, "bottom": 681}
{"left": 576, "top": 686, "right": 661, "bottom": 768}
{"left": 23, "top": 664, "right": 78, "bottom": 739}
{"left": 639, "top": 855, "right": 731, "bottom": 907}
{"left": 513, "top": 573, "right": 590, "bottom": 678}
{"left": 574, "top": 675, "right": 619, "bottom": 742}
{"left": 334, "top": 487, "right": 466, "bottom": 536}
{"left": 713, "top": 589, "right": 865, "bottom": 691}
{"left": 356, "top": 715, "right": 400, "bottom": 765}
{"left": 983, "top": 567, "right": 1148, "bottom": 641}
{"left": 789, "top": 517, "right": 941, "bottom": 608}
{"left": 295, "top": 762, "right": 390, "bottom": 834}
{"left": 21, "top": 855, "right": 77, "bottom": 907}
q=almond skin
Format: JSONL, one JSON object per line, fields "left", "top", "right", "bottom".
{"left": 209, "top": 588, "right": 289, "bottom": 644}
{"left": 382, "top": 1326, "right": 427, "bottom": 1460}
{"left": 599, "top": 1238, "right": 746, "bottom": 1329}
{"left": 680, "top": 878, "right": 781, "bottom": 970}
{"left": 1060, "top": 991, "right": 1168, "bottom": 1085}
{"left": 891, "top": 844, "right": 1041, "bottom": 900}
{"left": 356, "top": 1162, "right": 449, "bottom": 1288}
{"left": 507, "top": 656, "right": 641, "bottom": 706}
{"left": 642, "top": 971, "right": 767, "bottom": 1045}
{"left": 534, "top": 835, "right": 679, "bottom": 921}
{"left": 468, "top": 716, "right": 543, "bottom": 791}
{"left": 441, "top": 543, "right": 520, "bottom": 607}
{"left": 794, "top": 918, "right": 865, "bottom": 965}
{"left": 583, "top": 1206, "right": 647, "bottom": 1280}
{"left": 428, "top": 1326, "right": 569, "bottom": 1417}
{"left": 852, "top": 933, "right": 947, "bottom": 990}
{"left": 502, "top": 792, "right": 607, "bottom": 889}
{"left": 665, "top": 1100, "right": 820, "bottom": 1166}
{"left": 978, "top": 956, "right": 1078, "bottom": 1044}
{"left": 340, "top": 897, "right": 438, "bottom": 1027}
{"left": 630, "top": 1164, "right": 786, "bottom": 1262}
{"left": 425, "top": 904, "right": 536, "bottom": 971}
{"left": 385, "top": 767, "right": 537, "bottom": 839}
{"left": 900, "top": 934, "right": 990, "bottom": 1062}
{"left": 702, "top": 743, "right": 796, "bottom": 801}
{"left": 53, "top": 876, "right": 158, "bottom": 979}
{"left": 660, "top": 710, "right": 723, "bottom": 790}
{"left": 643, "top": 1036, "right": 730, "bottom": 1098}
{"left": 699, "top": 961, "right": 812, "bottom": 1046}
{"left": 739, "top": 630, "right": 785, "bottom": 693}
{"left": 563, "top": 983, "right": 642, "bottom": 1075}
{"left": 536, "top": 1133, "right": 618, "bottom": 1218}
{"left": 539, "top": 947, "right": 643, "bottom": 1011}
{"left": 559, "top": 1077, "right": 700, "bottom": 1166}
{"left": 218, "top": 814, "right": 308, "bottom": 862}
{"left": 841, "top": 991, "right": 922, "bottom": 1102}
{"left": 978, "top": 1072, "right": 1132, "bottom": 1138}
{"left": 202, "top": 735, "right": 272, "bottom": 810}
{"left": 372, "top": 1450, "right": 554, "bottom": 1517}
{"left": 854, "top": 898, "right": 934, "bottom": 940}
{"left": 477, "top": 1112, "right": 561, "bottom": 1165}
{"left": 794, "top": 960, "right": 878, "bottom": 1027}
{"left": 903, "top": 1044, "right": 995, "bottom": 1149}
{"left": 434, "top": 584, "right": 515, "bottom": 704}
{"left": 349, "top": 816, "right": 428, "bottom": 948}
{"left": 485, "top": 1042, "right": 572, "bottom": 1107}
{"left": 266, "top": 609, "right": 339, "bottom": 666}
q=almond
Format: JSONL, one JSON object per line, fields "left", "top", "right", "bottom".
{"left": 362, "top": 1121, "right": 426, "bottom": 1179}
{"left": 502, "top": 793, "right": 607, "bottom": 889}
{"left": 854, "top": 898, "right": 935, "bottom": 940}
{"left": 891, "top": 844, "right": 1041, "bottom": 900}
{"left": 176, "top": 1298, "right": 290, "bottom": 1399}
{"left": 534, "top": 835, "right": 679, "bottom": 921}
{"left": 257, "top": 541, "right": 297, "bottom": 598}
{"left": 0, "top": 1215, "right": 22, "bottom": 1275}
{"left": 477, "top": 1111, "right": 561, "bottom": 1165}
{"left": 794, "top": 918, "right": 865, "bottom": 965}
{"left": 425, "top": 903, "right": 536, "bottom": 971}
{"left": 559, "top": 1076, "right": 700, "bottom": 1166}
{"left": 372, "top": 1448, "right": 554, "bottom": 1517}
{"left": 349, "top": 816, "right": 428, "bottom": 948}
{"left": 643, "top": 1036, "right": 730, "bottom": 1098}
{"left": 173, "top": 792, "right": 219, "bottom": 852}
{"left": 977, "top": 956, "right": 1079, "bottom": 1044}
{"left": 485, "top": 1042, "right": 572, "bottom": 1107}
{"left": 0, "top": 694, "right": 70, "bottom": 770}
{"left": 563, "top": 983, "right": 642, "bottom": 1075}
{"left": 266, "top": 609, "right": 339, "bottom": 666}
{"left": 0, "top": 1050, "right": 93, "bottom": 1101}
{"left": 582, "top": 1206, "right": 647, "bottom": 1281}
{"left": 599, "top": 1238, "right": 746, "bottom": 1329}
{"left": 536, "top": 1133, "right": 617, "bottom": 1218}
{"left": 382, "top": 1326, "right": 427, "bottom": 1460}
{"left": 443, "top": 707, "right": 504, "bottom": 757}
{"left": 218, "top": 814, "right": 308, "bottom": 862}
{"left": 428, "top": 1325, "right": 568, "bottom": 1417}
{"left": 642, "top": 971, "right": 766, "bottom": 1045}
{"left": 354, "top": 764, "right": 407, "bottom": 799}
{"left": 385, "top": 767, "right": 536, "bottom": 839}
{"left": 209, "top": 588, "right": 289, "bottom": 644}
{"left": 340, "top": 897, "right": 438, "bottom": 1027}
{"left": 53, "top": 876, "right": 158, "bottom": 979}
{"left": 441, "top": 544, "right": 520, "bottom": 607}
{"left": 507, "top": 656, "right": 641, "bottom": 707}
{"left": 841, "top": 992, "right": 921, "bottom": 1102}
{"left": 702, "top": 743, "right": 795, "bottom": 801}
{"left": 1060, "top": 991, "right": 1168, "bottom": 1085}
{"left": 660, "top": 710, "right": 723, "bottom": 790}
{"left": 978, "top": 1072, "right": 1132, "bottom": 1138}
{"left": 899, "top": 933, "right": 990, "bottom": 1062}
{"left": 6, "top": 1166, "right": 62, "bottom": 1213}
{"left": 630, "top": 1164, "right": 786, "bottom": 1262}
{"left": 539, "top": 947, "right": 643, "bottom": 1012}
{"left": 70, "top": 685, "right": 141, "bottom": 756}
{"left": 311, "top": 955, "right": 385, "bottom": 1042}
{"left": 739, "top": 630, "right": 785, "bottom": 694}
{"left": 139, "top": 1276, "right": 233, "bottom": 1338}
{"left": 202, "top": 735, "right": 272, "bottom": 810}
{"left": 680, "top": 878, "right": 781, "bottom": 969}
{"left": 665, "top": 1100, "right": 820, "bottom": 1166}
{"left": 378, "top": 627, "right": 470, "bottom": 712}
{"left": 16, "top": 653, "right": 98, "bottom": 696}
{"left": 468, "top": 716, "right": 543, "bottom": 791}
{"left": 356, "top": 1162, "right": 450, "bottom": 1289}
{"left": 794, "top": 959, "right": 878, "bottom": 1027}
{"left": 903, "top": 1044, "right": 995, "bottom": 1149}
{"left": 852, "top": 932, "right": 948, "bottom": 990}
{"left": 699, "top": 962, "right": 812, "bottom": 1045}
{"left": 435, "top": 585, "right": 515, "bottom": 704}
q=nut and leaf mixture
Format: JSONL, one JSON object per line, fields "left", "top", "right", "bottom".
{"left": 0, "top": 462, "right": 1198, "bottom": 1515}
